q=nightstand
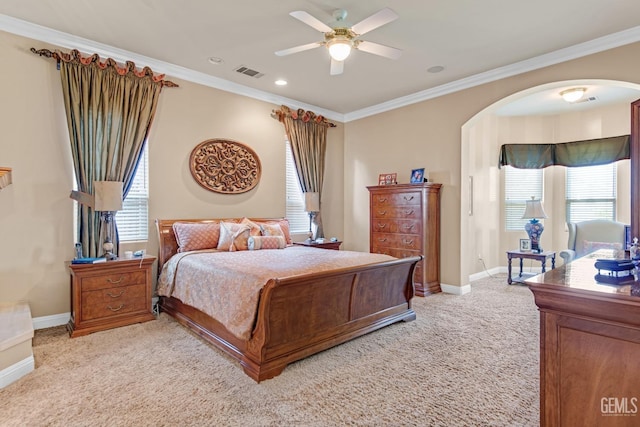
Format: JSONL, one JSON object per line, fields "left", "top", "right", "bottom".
{"left": 67, "top": 256, "right": 156, "bottom": 337}
{"left": 293, "top": 239, "right": 342, "bottom": 250}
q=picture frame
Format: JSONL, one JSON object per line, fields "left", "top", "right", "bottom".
{"left": 378, "top": 173, "right": 397, "bottom": 185}
{"left": 410, "top": 168, "right": 425, "bottom": 184}
{"left": 625, "top": 224, "right": 632, "bottom": 249}
{"left": 519, "top": 238, "right": 531, "bottom": 252}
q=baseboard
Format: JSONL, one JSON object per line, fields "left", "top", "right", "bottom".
{"left": 440, "top": 282, "right": 471, "bottom": 295}
{"left": 0, "top": 355, "right": 34, "bottom": 389}
{"left": 469, "top": 266, "right": 503, "bottom": 282}
{"left": 32, "top": 313, "right": 70, "bottom": 330}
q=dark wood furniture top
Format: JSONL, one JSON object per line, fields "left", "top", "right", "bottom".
{"left": 68, "top": 256, "right": 156, "bottom": 337}
{"left": 526, "top": 251, "right": 640, "bottom": 426}
{"left": 368, "top": 183, "right": 442, "bottom": 296}
{"left": 506, "top": 250, "right": 556, "bottom": 284}
{"left": 293, "top": 239, "right": 342, "bottom": 250}
{"left": 155, "top": 218, "right": 421, "bottom": 382}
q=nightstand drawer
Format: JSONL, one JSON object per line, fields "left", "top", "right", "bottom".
{"left": 81, "top": 284, "right": 147, "bottom": 321}
{"left": 81, "top": 270, "right": 146, "bottom": 291}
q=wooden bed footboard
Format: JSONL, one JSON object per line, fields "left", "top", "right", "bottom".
{"left": 159, "top": 255, "right": 421, "bottom": 382}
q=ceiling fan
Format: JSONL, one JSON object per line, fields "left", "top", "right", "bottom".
{"left": 275, "top": 7, "right": 402, "bottom": 75}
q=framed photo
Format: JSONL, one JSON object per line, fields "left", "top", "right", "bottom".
{"left": 519, "top": 238, "right": 531, "bottom": 252}
{"left": 378, "top": 173, "right": 397, "bottom": 185}
{"left": 410, "top": 168, "right": 425, "bottom": 184}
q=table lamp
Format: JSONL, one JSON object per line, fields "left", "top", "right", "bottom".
{"left": 522, "top": 196, "right": 547, "bottom": 253}
{"left": 303, "top": 192, "right": 320, "bottom": 242}
{"left": 94, "top": 181, "right": 123, "bottom": 260}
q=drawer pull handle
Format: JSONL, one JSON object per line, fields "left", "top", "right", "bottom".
{"left": 378, "top": 211, "right": 387, "bottom": 216}
{"left": 403, "top": 239, "right": 414, "bottom": 246}
{"left": 107, "top": 304, "right": 125, "bottom": 312}
{"left": 377, "top": 223, "right": 387, "bottom": 229}
{"left": 378, "top": 238, "right": 387, "bottom": 242}
{"left": 106, "top": 290, "right": 125, "bottom": 298}
{"left": 404, "top": 210, "right": 414, "bottom": 216}
{"left": 378, "top": 197, "right": 387, "bottom": 203}
{"left": 106, "top": 276, "right": 124, "bottom": 284}
{"left": 403, "top": 196, "right": 414, "bottom": 201}
{"left": 403, "top": 224, "right": 414, "bottom": 231}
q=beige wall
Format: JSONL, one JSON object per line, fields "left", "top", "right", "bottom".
{"left": 3, "top": 27, "right": 640, "bottom": 318}
{"left": 343, "top": 41, "right": 640, "bottom": 288}
{"left": 0, "top": 30, "right": 345, "bottom": 318}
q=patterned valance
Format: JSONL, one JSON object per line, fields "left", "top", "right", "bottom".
{"left": 499, "top": 135, "right": 630, "bottom": 169}
{"left": 271, "top": 105, "right": 336, "bottom": 127}
{"left": 30, "top": 48, "right": 178, "bottom": 87}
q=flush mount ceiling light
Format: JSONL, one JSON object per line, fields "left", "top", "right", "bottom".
{"left": 560, "top": 87, "right": 586, "bottom": 103}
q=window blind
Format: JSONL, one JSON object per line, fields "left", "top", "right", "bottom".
{"left": 285, "top": 140, "right": 309, "bottom": 233}
{"left": 117, "top": 145, "right": 149, "bottom": 241}
{"left": 566, "top": 163, "right": 616, "bottom": 223}
{"left": 504, "top": 166, "right": 543, "bottom": 231}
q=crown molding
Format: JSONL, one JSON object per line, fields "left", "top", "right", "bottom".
{"left": 344, "top": 25, "right": 640, "bottom": 122}
{"left": 3, "top": 14, "right": 640, "bottom": 123}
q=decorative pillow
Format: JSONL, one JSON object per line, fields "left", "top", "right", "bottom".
{"left": 173, "top": 222, "right": 220, "bottom": 252}
{"left": 240, "top": 217, "right": 262, "bottom": 237}
{"left": 248, "top": 235, "right": 287, "bottom": 250}
{"left": 260, "top": 222, "right": 285, "bottom": 238}
{"left": 581, "top": 240, "right": 623, "bottom": 256}
{"left": 218, "top": 222, "right": 251, "bottom": 251}
{"left": 257, "top": 219, "right": 292, "bottom": 244}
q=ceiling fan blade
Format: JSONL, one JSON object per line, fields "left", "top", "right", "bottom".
{"left": 350, "top": 8, "right": 398, "bottom": 35}
{"left": 330, "top": 58, "right": 344, "bottom": 75}
{"left": 356, "top": 40, "right": 402, "bottom": 60}
{"left": 290, "top": 11, "right": 333, "bottom": 33}
{"left": 275, "top": 42, "right": 323, "bottom": 56}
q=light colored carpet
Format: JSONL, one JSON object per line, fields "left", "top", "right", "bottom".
{"left": 0, "top": 274, "right": 539, "bottom": 427}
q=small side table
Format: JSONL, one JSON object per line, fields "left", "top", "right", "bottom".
{"left": 507, "top": 250, "right": 556, "bottom": 285}
{"left": 293, "top": 239, "right": 342, "bottom": 250}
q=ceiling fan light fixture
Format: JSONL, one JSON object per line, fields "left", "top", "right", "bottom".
{"left": 328, "top": 39, "right": 352, "bottom": 61}
{"left": 560, "top": 87, "right": 586, "bottom": 103}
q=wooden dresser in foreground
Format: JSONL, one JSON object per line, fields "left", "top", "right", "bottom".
{"left": 68, "top": 256, "right": 156, "bottom": 337}
{"left": 526, "top": 252, "right": 640, "bottom": 427}
{"left": 368, "top": 183, "right": 442, "bottom": 296}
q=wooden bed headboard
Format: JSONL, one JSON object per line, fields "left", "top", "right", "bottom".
{"left": 155, "top": 218, "right": 287, "bottom": 273}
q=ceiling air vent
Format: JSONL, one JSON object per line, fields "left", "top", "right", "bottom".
{"left": 234, "top": 65, "right": 264, "bottom": 79}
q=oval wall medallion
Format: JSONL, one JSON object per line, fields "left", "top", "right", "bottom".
{"left": 189, "top": 139, "right": 261, "bottom": 194}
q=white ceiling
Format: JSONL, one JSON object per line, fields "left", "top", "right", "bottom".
{"left": 2, "top": 0, "right": 640, "bottom": 120}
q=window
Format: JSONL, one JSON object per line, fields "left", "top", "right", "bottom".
{"left": 117, "top": 144, "right": 149, "bottom": 241}
{"left": 285, "top": 140, "right": 309, "bottom": 233}
{"left": 566, "top": 163, "right": 617, "bottom": 223}
{"left": 504, "top": 166, "right": 544, "bottom": 231}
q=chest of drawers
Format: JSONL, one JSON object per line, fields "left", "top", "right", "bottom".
{"left": 67, "top": 256, "right": 156, "bottom": 337}
{"left": 368, "top": 183, "right": 442, "bottom": 295}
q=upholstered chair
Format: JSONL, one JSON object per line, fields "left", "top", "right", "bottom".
{"left": 559, "top": 219, "right": 627, "bottom": 264}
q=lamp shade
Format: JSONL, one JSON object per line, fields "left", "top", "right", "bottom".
{"left": 522, "top": 197, "right": 547, "bottom": 220}
{"left": 94, "top": 181, "right": 123, "bottom": 212}
{"left": 328, "top": 40, "right": 352, "bottom": 61}
{"left": 303, "top": 192, "right": 320, "bottom": 212}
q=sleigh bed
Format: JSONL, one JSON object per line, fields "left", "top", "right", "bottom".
{"left": 155, "top": 218, "right": 421, "bottom": 382}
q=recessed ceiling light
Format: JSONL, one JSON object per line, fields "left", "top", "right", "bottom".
{"left": 275, "top": 79, "right": 287, "bottom": 86}
{"left": 427, "top": 65, "right": 445, "bottom": 73}
{"left": 208, "top": 57, "right": 223, "bottom": 65}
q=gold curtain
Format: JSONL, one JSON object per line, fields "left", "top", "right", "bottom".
{"left": 32, "top": 48, "right": 177, "bottom": 257}
{"left": 272, "top": 105, "right": 335, "bottom": 238}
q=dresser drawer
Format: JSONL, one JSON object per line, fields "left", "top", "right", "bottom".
{"left": 81, "top": 270, "right": 147, "bottom": 291}
{"left": 371, "top": 232, "right": 421, "bottom": 250}
{"left": 81, "top": 284, "right": 147, "bottom": 321}
{"left": 372, "top": 191, "right": 421, "bottom": 208}
{"left": 371, "top": 218, "right": 422, "bottom": 234}
{"left": 371, "top": 206, "right": 421, "bottom": 220}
